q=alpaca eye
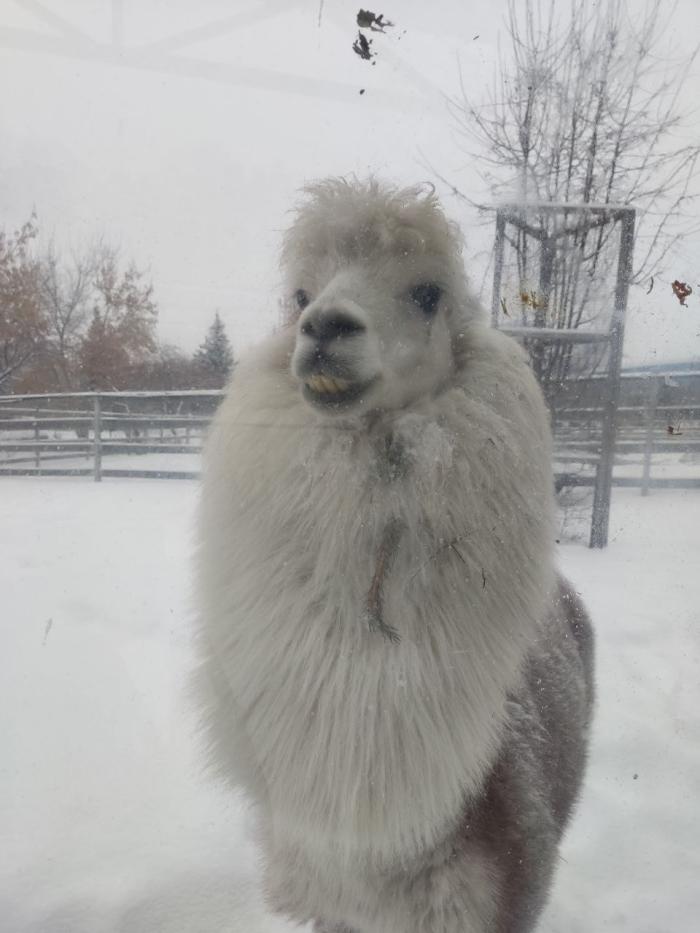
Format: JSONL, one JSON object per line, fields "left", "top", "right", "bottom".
{"left": 410, "top": 283, "right": 442, "bottom": 316}
{"left": 294, "top": 289, "right": 311, "bottom": 310}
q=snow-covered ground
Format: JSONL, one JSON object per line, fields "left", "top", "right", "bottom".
{"left": 1, "top": 478, "right": 699, "bottom": 932}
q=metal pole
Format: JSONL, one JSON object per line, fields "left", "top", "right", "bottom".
{"left": 491, "top": 211, "right": 506, "bottom": 327}
{"left": 590, "top": 208, "right": 635, "bottom": 548}
{"left": 34, "top": 409, "right": 40, "bottom": 469}
{"left": 93, "top": 395, "right": 102, "bottom": 482}
{"left": 641, "top": 376, "right": 660, "bottom": 497}
{"left": 533, "top": 233, "right": 554, "bottom": 383}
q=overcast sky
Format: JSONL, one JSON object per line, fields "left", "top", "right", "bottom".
{"left": 1, "top": 0, "right": 699, "bottom": 365}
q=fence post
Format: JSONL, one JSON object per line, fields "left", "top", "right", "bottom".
{"left": 93, "top": 395, "right": 102, "bottom": 482}
{"left": 34, "top": 408, "right": 40, "bottom": 469}
{"left": 641, "top": 376, "right": 660, "bottom": 497}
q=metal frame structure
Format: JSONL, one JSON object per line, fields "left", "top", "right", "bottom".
{"left": 0, "top": 1, "right": 433, "bottom": 108}
{"left": 491, "top": 202, "right": 636, "bottom": 548}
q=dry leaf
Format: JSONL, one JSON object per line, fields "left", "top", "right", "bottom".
{"left": 671, "top": 280, "right": 692, "bottom": 306}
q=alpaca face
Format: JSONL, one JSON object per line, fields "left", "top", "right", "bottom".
{"left": 283, "top": 179, "right": 478, "bottom": 416}
{"left": 290, "top": 256, "right": 456, "bottom": 415}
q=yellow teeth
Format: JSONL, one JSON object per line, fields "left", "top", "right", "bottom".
{"left": 306, "top": 374, "right": 351, "bottom": 394}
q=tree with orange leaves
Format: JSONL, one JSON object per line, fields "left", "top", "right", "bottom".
{"left": 0, "top": 216, "right": 45, "bottom": 391}
{"left": 76, "top": 250, "right": 158, "bottom": 390}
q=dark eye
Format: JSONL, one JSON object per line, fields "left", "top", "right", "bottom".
{"left": 410, "top": 283, "right": 442, "bottom": 316}
{"left": 294, "top": 289, "right": 311, "bottom": 310}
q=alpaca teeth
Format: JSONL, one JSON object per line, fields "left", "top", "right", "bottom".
{"left": 307, "top": 375, "right": 350, "bottom": 394}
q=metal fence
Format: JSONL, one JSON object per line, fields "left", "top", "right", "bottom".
{"left": 0, "top": 390, "right": 223, "bottom": 480}
{"left": 552, "top": 373, "right": 700, "bottom": 494}
{"left": 1, "top": 381, "right": 699, "bottom": 509}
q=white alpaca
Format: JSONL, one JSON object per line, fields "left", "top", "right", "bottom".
{"left": 195, "top": 179, "right": 594, "bottom": 933}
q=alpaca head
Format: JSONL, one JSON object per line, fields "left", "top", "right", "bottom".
{"left": 282, "top": 178, "right": 481, "bottom": 416}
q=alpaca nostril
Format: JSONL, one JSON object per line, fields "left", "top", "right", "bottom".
{"left": 301, "top": 311, "right": 366, "bottom": 342}
{"left": 325, "top": 314, "right": 366, "bottom": 339}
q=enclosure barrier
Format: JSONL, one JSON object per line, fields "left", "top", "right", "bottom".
{"left": 0, "top": 390, "right": 223, "bottom": 481}
{"left": 1, "top": 384, "right": 699, "bottom": 545}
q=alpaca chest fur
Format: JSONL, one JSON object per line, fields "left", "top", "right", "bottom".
{"left": 197, "top": 327, "right": 556, "bottom": 868}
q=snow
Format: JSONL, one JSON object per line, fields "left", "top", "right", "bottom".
{"left": 1, "top": 478, "right": 699, "bottom": 932}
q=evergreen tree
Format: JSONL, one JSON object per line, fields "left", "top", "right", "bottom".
{"left": 194, "top": 312, "right": 234, "bottom": 386}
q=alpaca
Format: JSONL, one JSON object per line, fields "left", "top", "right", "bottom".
{"left": 194, "top": 179, "right": 594, "bottom": 933}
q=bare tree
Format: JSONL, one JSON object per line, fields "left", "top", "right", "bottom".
{"left": 129, "top": 344, "right": 201, "bottom": 391}
{"left": 13, "top": 242, "right": 158, "bottom": 393}
{"left": 38, "top": 241, "right": 102, "bottom": 389}
{"left": 444, "top": 0, "right": 700, "bottom": 389}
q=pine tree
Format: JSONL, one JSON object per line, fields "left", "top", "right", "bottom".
{"left": 194, "top": 312, "right": 234, "bottom": 386}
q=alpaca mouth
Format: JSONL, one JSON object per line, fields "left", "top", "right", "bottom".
{"left": 302, "top": 372, "right": 374, "bottom": 408}
{"left": 305, "top": 373, "right": 352, "bottom": 394}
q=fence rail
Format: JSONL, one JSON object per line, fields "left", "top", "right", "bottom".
{"left": 0, "top": 384, "right": 698, "bottom": 496}
{"left": 0, "top": 390, "right": 222, "bottom": 481}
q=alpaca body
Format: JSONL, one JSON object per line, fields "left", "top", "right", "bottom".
{"left": 195, "top": 180, "right": 594, "bottom": 932}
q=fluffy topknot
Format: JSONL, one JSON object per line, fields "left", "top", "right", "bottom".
{"left": 281, "top": 176, "right": 465, "bottom": 270}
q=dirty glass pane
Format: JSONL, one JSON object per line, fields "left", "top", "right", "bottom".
{"left": 1, "top": 2, "right": 698, "bottom": 931}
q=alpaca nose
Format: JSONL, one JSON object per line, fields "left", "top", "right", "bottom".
{"left": 300, "top": 310, "right": 366, "bottom": 343}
